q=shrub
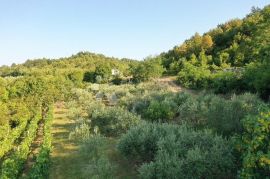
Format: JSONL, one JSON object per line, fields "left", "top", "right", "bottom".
{"left": 117, "top": 123, "right": 175, "bottom": 162}
{"left": 243, "top": 60, "right": 270, "bottom": 100}
{"left": 68, "top": 70, "right": 84, "bottom": 86}
{"left": 69, "top": 123, "right": 91, "bottom": 142}
{"left": 94, "top": 64, "right": 112, "bottom": 83}
{"left": 238, "top": 112, "right": 270, "bottom": 178}
{"left": 130, "top": 59, "right": 164, "bottom": 83}
{"left": 118, "top": 123, "right": 236, "bottom": 178}
{"left": 177, "top": 61, "right": 210, "bottom": 89}
{"left": 144, "top": 100, "right": 176, "bottom": 122}
{"left": 175, "top": 92, "right": 202, "bottom": 125}
{"left": 210, "top": 71, "right": 244, "bottom": 94}
{"left": 80, "top": 136, "right": 115, "bottom": 179}
{"left": 80, "top": 135, "right": 107, "bottom": 160}
{"left": 83, "top": 71, "right": 95, "bottom": 83}
{"left": 206, "top": 93, "right": 267, "bottom": 136}
{"left": 90, "top": 107, "right": 140, "bottom": 136}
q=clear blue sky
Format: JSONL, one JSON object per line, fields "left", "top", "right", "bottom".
{"left": 0, "top": 0, "right": 269, "bottom": 65}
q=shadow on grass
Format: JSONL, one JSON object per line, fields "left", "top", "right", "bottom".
{"left": 50, "top": 106, "right": 138, "bottom": 179}
{"left": 49, "top": 149, "right": 89, "bottom": 179}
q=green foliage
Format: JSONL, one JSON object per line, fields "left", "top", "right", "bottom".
{"left": 171, "top": 92, "right": 266, "bottom": 136}
{"left": 237, "top": 112, "right": 270, "bottom": 178}
{"left": 206, "top": 93, "right": 266, "bottom": 136}
{"left": 83, "top": 71, "right": 95, "bottom": 83}
{"left": 0, "top": 77, "right": 8, "bottom": 101}
{"left": 177, "top": 61, "right": 211, "bottom": 89}
{"left": 161, "top": 5, "right": 270, "bottom": 98}
{"left": 118, "top": 123, "right": 236, "bottom": 178}
{"left": 243, "top": 60, "right": 270, "bottom": 100}
{"left": 0, "top": 112, "right": 42, "bottom": 179}
{"left": 68, "top": 70, "right": 84, "bottom": 86}
{"left": 131, "top": 58, "right": 164, "bottom": 82}
{"left": 175, "top": 92, "right": 202, "bottom": 125}
{"left": 28, "top": 108, "right": 53, "bottom": 179}
{"left": 79, "top": 136, "right": 116, "bottom": 179}
{"left": 0, "top": 101, "right": 32, "bottom": 158}
{"left": 118, "top": 122, "right": 167, "bottom": 162}
{"left": 0, "top": 102, "right": 8, "bottom": 126}
{"left": 90, "top": 107, "right": 140, "bottom": 136}
{"left": 145, "top": 100, "right": 176, "bottom": 122}
{"left": 69, "top": 123, "right": 91, "bottom": 142}
{"left": 125, "top": 91, "right": 177, "bottom": 122}
{"left": 0, "top": 6, "right": 269, "bottom": 177}
{"left": 0, "top": 119, "right": 28, "bottom": 158}
{"left": 94, "top": 63, "right": 112, "bottom": 83}
{"left": 210, "top": 70, "right": 244, "bottom": 93}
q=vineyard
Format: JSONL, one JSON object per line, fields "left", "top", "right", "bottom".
{"left": 0, "top": 76, "right": 57, "bottom": 179}
{"left": 0, "top": 107, "right": 53, "bottom": 179}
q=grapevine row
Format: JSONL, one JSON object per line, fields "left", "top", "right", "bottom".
{"left": 0, "top": 118, "right": 29, "bottom": 158}
{"left": 0, "top": 111, "right": 42, "bottom": 179}
{"left": 27, "top": 107, "right": 53, "bottom": 179}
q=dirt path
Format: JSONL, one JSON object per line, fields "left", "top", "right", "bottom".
{"left": 156, "top": 77, "right": 182, "bottom": 93}
{"left": 49, "top": 103, "right": 87, "bottom": 179}
{"left": 156, "top": 76, "right": 198, "bottom": 95}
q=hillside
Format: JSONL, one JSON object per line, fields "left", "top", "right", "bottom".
{"left": 0, "top": 4, "right": 269, "bottom": 179}
{"left": 160, "top": 5, "right": 270, "bottom": 100}
{"left": 1, "top": 6, "right": 269, "bottom": 100}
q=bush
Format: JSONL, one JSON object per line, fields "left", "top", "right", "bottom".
{"left": 177, "top": 61, "right": 211, "bottom": 89}
{"left": 210, "top": 71, "right": 244, "bottom": 94}
{"left": 83, "top": 71, "right": 95, "bottom": 83}
{"left": 69, "top": 123, "right": 91, "bottom": 142}
{"left": 243, "top": 61, "right": 270, "bottom": 100}
{"left": 130, "top": 59, "right": 164, "bottom": 83}
{"left": 175, "top": 92, "right": 202, "bottom": 125}
{"left": 118, "top": 123, "right": 175, "bottom": 162}
{"left": 79, "top": 136, "right": 115, "bottom": 179}
{"left": 237, "top": 111, "right": 270, "bottom": 178}
{"left": 80, "top": 135, "right": 107, "bottom": 160}
{"left": 68, "top": 70, "right": 84, "bottom": 86}
{"left": 90, "top": 107, "right": 140, "bottom": 136}
{"left": 118, "top": 123, "right": 236, "bottom": 178}
{"left": 144, "top": 100, "right": 176, "bottom": 122}
{"left": 94, "top": 64, "right": 112, "bottom": 83}
{"left": 173, "top": 92, "right": 266, "bottom": 135}
{"left": 206, "top": 93, "right": 267, "bottom": 136}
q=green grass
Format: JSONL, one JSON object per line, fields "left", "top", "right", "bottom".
{"left": 49, "top": 106, "right": 87, "bottom": 179}
{"left": 49, "top": 105, "right": 138, "bottom": 179}
{"left": 107, "top": 138, "right": 138, "bottom": 179}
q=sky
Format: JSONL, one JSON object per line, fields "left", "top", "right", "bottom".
{"left": 0, "top": 0, "right": 269, "bottom": 66}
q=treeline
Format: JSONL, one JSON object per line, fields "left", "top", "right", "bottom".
{"left": 0, "top": 52, "right": 165, "bottom": 85}
{"left": 160, "top": 5, "right": 270, "bottom": 100}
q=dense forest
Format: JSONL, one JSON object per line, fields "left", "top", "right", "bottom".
{"left": 0, "top": 5, "right": 269, "bottom": 179}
